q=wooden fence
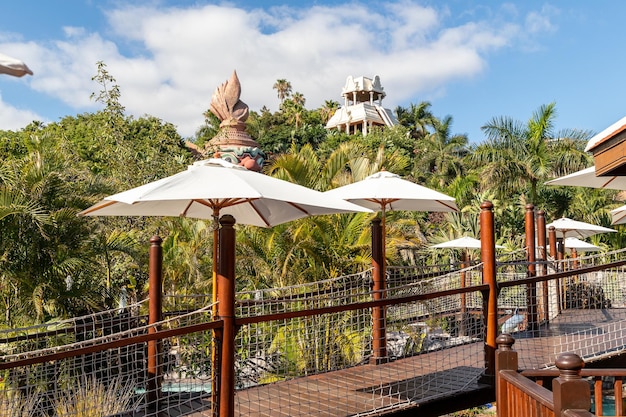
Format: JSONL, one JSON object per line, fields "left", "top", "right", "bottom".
{"left": 496, "top": 333, "right": 626, "bottom": 417}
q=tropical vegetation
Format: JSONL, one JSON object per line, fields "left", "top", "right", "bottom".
{"left": 0, "top": 62, "right": 621, "bottom": 328}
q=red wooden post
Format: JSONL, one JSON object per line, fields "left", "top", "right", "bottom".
{"left": 552, "top": 353, "right": 590, "bottom": 417}
{"left": 525, "top": 204, "right": 538, "bottom": 332}
{"left": 548, "top": 226, "right": 558, "bottom": 263}
{"left": 495, "top": 334, "right": 517, "bottom": 417}
{"left": 548, "top": 226, "right": 562, "bottom": 313}
{"left": 459, "top": 250, "right": 469, "bottom": 337}
{"left": 147, "top": 236, "right": 163, "bottom": 408}
{"left": 218, "top": 215, "right": 237, "bottom": 417}
{"left": 480, "top": 201, "right": 498, "bottom": 380}
{"left": 371, "top": 218, "right": 388, "bottom": 364}
{"left": 536, "top": 210, "right": 549, "bottom": 321}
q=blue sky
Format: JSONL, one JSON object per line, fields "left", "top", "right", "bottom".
{"left": 1, "top": 0, "right": 625, "bottom": 144}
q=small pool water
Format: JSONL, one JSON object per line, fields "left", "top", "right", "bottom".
{"left": 591, "top": 397, "right": 623, "bottom": 415}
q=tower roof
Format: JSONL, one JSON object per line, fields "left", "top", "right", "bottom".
{"left": 342, "top": 75, "right": 386, "bottom": 102}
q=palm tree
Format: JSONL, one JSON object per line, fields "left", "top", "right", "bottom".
{"left": 320, "top": 100, "right": 340, "bottom": 124}
{"left": 472, "top": 103, "right": 592, "bottom": 206}
{"left": 395, "top": 102, "right": 435, "bottom": 140}
{"left": 291, "top": 92, "right": 305, "bottom": 107}
{"left": 417, "top": 115, "right": 468, "bottom": 188}
{"left": 281, "top": 97, "right": 305, "bottom": 130}
{"left": 273, "top": 79, "right": 292, "bottom": 104}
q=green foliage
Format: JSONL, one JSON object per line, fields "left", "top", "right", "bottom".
{"left": 0, "top": 389, "right": 38, "bottom": 417}
{"left": 0, "top": 62, "right": 624, "bottom": 329}
{"left": 53, "top": 376, "right": 137, "bottom": 417}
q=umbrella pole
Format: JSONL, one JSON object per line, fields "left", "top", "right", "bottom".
{"left": 212, "top": 212, "right": 220, "bottom": 416}
{"left": 371, "top": 218, "right": 387, "bottom": 363}
{"left": 381, "top": 206, "right": 386, "bottom": 280}
{"left": 147, "top": 236, "right": 163, "bottom": 409}
{"left": 480, "top": 202, "right": 497, "bottom": 380}
{"left": 460, "top": 250, "right": 468, "bottom": 337}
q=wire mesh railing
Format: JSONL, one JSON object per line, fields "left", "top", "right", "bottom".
{"left": 495, "top": 248, "right": 626, "bottom": 370}
{"left": 0, "top": 301, "right": 216, "bottom": 417}
{"left": 0, "top": 248, "right": 626, "bottom": 416}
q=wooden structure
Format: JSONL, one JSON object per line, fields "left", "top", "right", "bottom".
{"left": 4, "top": 202, "right": 626, "bottom": 416}
{"left": 585, "top": 116, "right": 626, "bottom": 176}
{"left": 496, "top": 333, "right": 626, "bottom": 417}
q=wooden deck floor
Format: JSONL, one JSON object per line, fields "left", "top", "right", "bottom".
{"left": 139, "top": 309, "right": 626, "bottom": 417}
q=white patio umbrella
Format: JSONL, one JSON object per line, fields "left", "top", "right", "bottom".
{"left": 80, "top": 158, "right": 372, "bottom": 302}
{"left": 324, "top": 170, "right": 457, "bottom": 274}
{"left": 430, "top": 236, "right": 504, "bottom": 249}
{"left": 430, "top": 236, "right": 503, "bottom": 268}
{"left": 564, "top": 237, "right": 601, "bottom": 252}
{"left": 80, "top": 158, "right": 370, "bottom": 225}
{"left": 79, "top": 158, "right": 371, "bottom": 411}
{"left": 546, "top": 217, "right": 616, "bottom": 239}
{"left": 431, "top": 236, "right": 482, "bottom": 249}
{"left": 610, "top": 204, "right": 626, "bottom": 225}
{"left": 545, "top": 166, "right": 626, "bottom": 190}
{"left": 0, "top": 53, "right": 33, "bottom": 77}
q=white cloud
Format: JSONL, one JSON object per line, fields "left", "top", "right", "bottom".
{"left": 0, "top": 94, "right": 44, "bottom": 130}
{"left": 1, "top": 1, "right": 557, "bottom": 138}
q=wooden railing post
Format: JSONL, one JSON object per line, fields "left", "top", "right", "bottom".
{"left": 371, "top": 218, "right": 388, "bottom": 364}
{"left": 147, "top": 235, "right": 163, "bottom": 409}
{"left": 552, "top": 353, "right": 590, "bottom": 417}
{"left": 548, "top": 225, "right": 562, "bottom": 313}
{"left": 495, "top": 334, "right": 517, "bottom": 417}
{"left": 480, "top": 201, "right": 498, "bottom": 381}
{"left": 218, "top": 215, "right": 236, "bottom": 417}
{"left": 460, "top": 250, "right": 469, "bottom": 337}
{"left": 525, "top": 204, "right": 538, "bottom": 331}
{"left": 536, "top": 210, "right": 549, "bottom": 322}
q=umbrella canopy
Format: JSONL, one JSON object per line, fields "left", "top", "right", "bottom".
{"left": 324, "top": 170, "right": 457, "bottom": 273}
{"left": 0, "top": 53, "right": 33, "bottom": 77}
{"left": 430, "top": 236, "right": 503, "bottom": 249}
{"left": 545, "top": 166, "right": 626, "bottom": 190}
{"left": 80, "top": 158, "right": 371, "bottom": 226}
{"left": 610, "top": 204, "right": 626, "bottom": 225}
{"left": 545, "top": 217, "right": 615, "bottom": 239}
{"left": 564, "top": 237, "right": 601, "bottom": 252}
{"left": 323, "top": 171, "right": 458, "bottom": 213}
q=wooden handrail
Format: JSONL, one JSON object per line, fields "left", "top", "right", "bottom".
{"left": 496, "top": 335, "right": 595, "bottom": 417}
{"left": 522, "top": 369, "right": 626, "bottom": 416}
{"left": 498, "top": 369, "right": 555, "bottom": 417}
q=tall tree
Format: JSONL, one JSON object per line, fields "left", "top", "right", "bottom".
{"left": 273, "top": 79, "right": 292, "bottom": 104}
{"left": 395, "top": 102, "right": 435, "bottom": 140}
{"left": 471, "top": 103, "right": 592, "bottom": 206}
{"left": 319, "top": 100, "right": 340, "bottom": 124}
{"left": 417, "top": 115, "right": 468, "bottom": 188}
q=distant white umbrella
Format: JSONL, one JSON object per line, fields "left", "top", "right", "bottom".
{"left": 546, "top": 217, "right": 615, "bottom": 239}
{"left": 430, "top": 236, "right": 504, "bottom": 250}
{"left": 545, "top": 166, "right": 626, "bottom": 190}
{"left": 431, "top": 236, "right": 482, "bottom": 249}
{"left": 564, "top": 237, "right": 601, "bottom": 252}
{"left": 0, "top": 53, "right": 33, "bottom": 77}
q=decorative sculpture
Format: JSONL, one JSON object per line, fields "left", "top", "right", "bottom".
{"left": 206, "top": 71, "right": 265, "bottom": 171}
